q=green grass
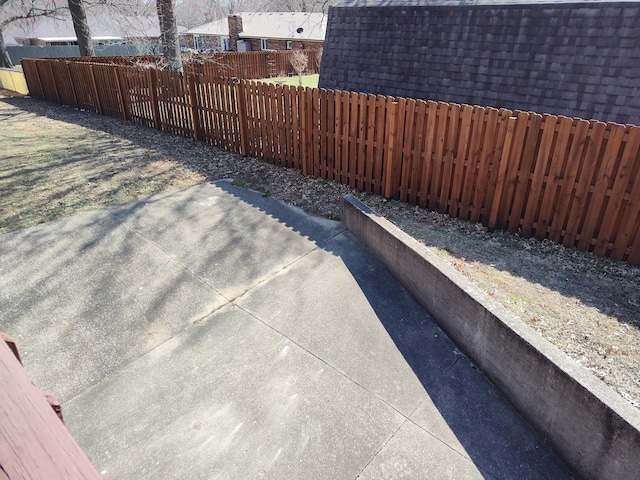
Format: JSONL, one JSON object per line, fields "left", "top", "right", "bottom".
{"left": 258, "top": 74, "right": 319, "bottom": 88}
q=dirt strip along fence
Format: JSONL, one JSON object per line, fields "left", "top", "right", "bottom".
{"left": 21, "top": 57, "right": 640, "bottom": 266}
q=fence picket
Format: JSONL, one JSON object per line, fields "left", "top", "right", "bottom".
{"left": 355, "top": 93, "right": 367, "bottom": 191}
{"left": 319, "top": 89, "right": 329, "bottom": 179}
{"left": 399, "top": 98, "right": 416, "bottom": 203}
{"left": 308, "top": 88, "right": 319, "bottom": 176}
{"left": 383, "top": 99, "right": 398, "bottom": 198}
{"left": 392, "top": 98, "right": 408, "bottom": 200}
{"left": 373, "top": 95, "right": 387, "bottom": 195}
{"left": 348, "top": 92, "right": 359, "bottom": 188}
{"left": 363, "top": 94, "right": 376, "bottom": 193}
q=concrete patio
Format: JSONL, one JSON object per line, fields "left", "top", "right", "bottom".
{"left": 0, "top": 180, "right": 572, "bottom": 479}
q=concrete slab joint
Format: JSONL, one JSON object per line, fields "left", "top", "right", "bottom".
{"left": 340, "top": 194, "right": 640, "bottom": 480}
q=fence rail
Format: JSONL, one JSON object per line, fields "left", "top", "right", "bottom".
{"left": 20, "top": 57, "right": 640, "bottom": 265}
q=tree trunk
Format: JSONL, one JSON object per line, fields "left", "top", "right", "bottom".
{"left": 156, "top": 0, "right": 182, "bottom": 72}
{"left": 0, "top": 27, "right": 13, "bottom": 68}
{"left": 67, "top": 0, "right": 94, "bottom": 57}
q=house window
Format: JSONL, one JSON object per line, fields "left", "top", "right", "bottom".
{"left": 193, "top": 35, "right": 200, "bottom": 51}
{"left": 261, "top": 38, "right": 268, "bottom": 50}
{"left": 221, "top": 37, "right": 230, "bottom": 51}
{"left": 285, "top": 40, "right": 292, "bottom": 50}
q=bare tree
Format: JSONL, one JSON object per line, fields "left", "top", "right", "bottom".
{"left": 0, "top": 0, "right": 61, "bottom": 67}
{"left": 253, "top": 0, "right": 335, "bottom": 13}
{"left": 67, "top": 0, "right": 92, "bottom": 56}
{"left": 156, "top": 0, "right": 182, "bottom": 71}
{"left": 290, "top": 48, "right": 307, "bottom": 86}
{"left": 174, "top": 0, "right": 222, "bottom": 29}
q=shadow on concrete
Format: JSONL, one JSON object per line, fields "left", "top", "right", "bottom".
{"left": 218, "top": 181, "right": 573, "bottom": 480}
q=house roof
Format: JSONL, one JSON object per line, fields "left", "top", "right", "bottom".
{"left": 4, "top": 14, "right": 181, "bottom": 45}
{"left": 186, "top": 12, "right": 327, "bottom": 41}
{"left": 336, "top": 0, "right": 638, "bottom": 5}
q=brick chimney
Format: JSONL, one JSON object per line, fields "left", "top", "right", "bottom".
{"left": 228, "top": 15, "right": 243, "bottom": 52}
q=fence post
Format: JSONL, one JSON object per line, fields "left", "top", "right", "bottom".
{"left": 88, "top": 65, "right": 103, "bottom": 115}
{"left": 35, "top": 61, "right": 48, "bottom": 100}
{"left": 236, "top": 80, "right": 250, "bottom": 156}
{"left": 48, "top": 61, "right": 61, "bottom": 105}
{"left": 65, "top": 62, "right": 79, "bottom": 109}
{"left": 299, "top": 87, "right": 309, "bottom": 176}
{"left": 148, "top": 69, "right": 161, "bottom": 130}
{"left": 114, "top": 65, "right": 130, "bottom": 121}
{"left": 186, "top": 73, "right": 202, "bottom": 142}
{"left": 488, "top": 115, "right": 517, "bottom": 229}
{"left": 384, "top": 100, "right": 399, "bottom": 198}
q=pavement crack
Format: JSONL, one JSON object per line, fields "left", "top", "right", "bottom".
{"left": 445, "top": 355, "right": 462, "bottom": 374}
{"left": 354, "top": 419, "right": 407, "bottom": 479}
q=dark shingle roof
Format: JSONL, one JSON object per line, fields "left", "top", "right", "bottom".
{"left": 320, "top": 0, "right": 640, "bottom": 124}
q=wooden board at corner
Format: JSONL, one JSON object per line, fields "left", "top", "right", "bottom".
{"left": 0, "top": 338, "right": 103, "bottom": 479}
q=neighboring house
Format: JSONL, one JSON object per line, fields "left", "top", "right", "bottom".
{"left": 320, "top": 0, "right": 640, "bottom": 125}
{"left": 4, "top": 14, "right": 181, "bottom": 47}
{"left": 184, "top": 12, "right": 326, "bottom": 53}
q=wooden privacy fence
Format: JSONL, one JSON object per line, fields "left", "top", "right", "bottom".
{"left": 41, "top": 50, "right": 321, "bottom": 79}
{"left": 21, "top": 58, "right": 640, "bottom": 265}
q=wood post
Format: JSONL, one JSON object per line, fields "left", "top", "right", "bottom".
{"left": 384, "top": 100, "right": 399, "bottom": 198}
{"left": 299, "top": 87, "right": 309, "bottom": 176}
{"left": 186, "top": 73, "right": 202, "bottom": 141}
{"left": 65, "top": 62, "right": 79, "bottom": 109}
{"left": 236, "top": 80, "right": 250, "bottom": 156}
{"left": 148, "top": 68, "right": 161, "bottom": 130}
{"left": 114, "top": 65, "right": 130, "bottom": 121}
{"left": 88, "top": 65, "right": 103, "bottom": 115}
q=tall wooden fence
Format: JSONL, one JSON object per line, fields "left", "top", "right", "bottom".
{"left": 21, "top": 58, "right": 640, "bottom": 265}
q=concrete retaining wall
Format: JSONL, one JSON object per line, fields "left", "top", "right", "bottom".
{"left": 341, "top": 194, "right": 640, "bottom": 480}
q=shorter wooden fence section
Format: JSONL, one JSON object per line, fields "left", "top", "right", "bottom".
{"left": 45, "top": 50, "right": 321, "bottom": 79}
{"left": 21, "top": 57, "right": 640, "bottom": 265}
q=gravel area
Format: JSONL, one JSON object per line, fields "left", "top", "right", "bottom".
{"left": 1, "top": 90, "right": 638, "bottom": 410}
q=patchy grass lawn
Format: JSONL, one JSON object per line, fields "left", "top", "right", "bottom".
{"left": 258, "top": 74, "right": 319, "bottom": 88}
{"left": 0, "top": 95, "right": 204, "bottom": 233}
